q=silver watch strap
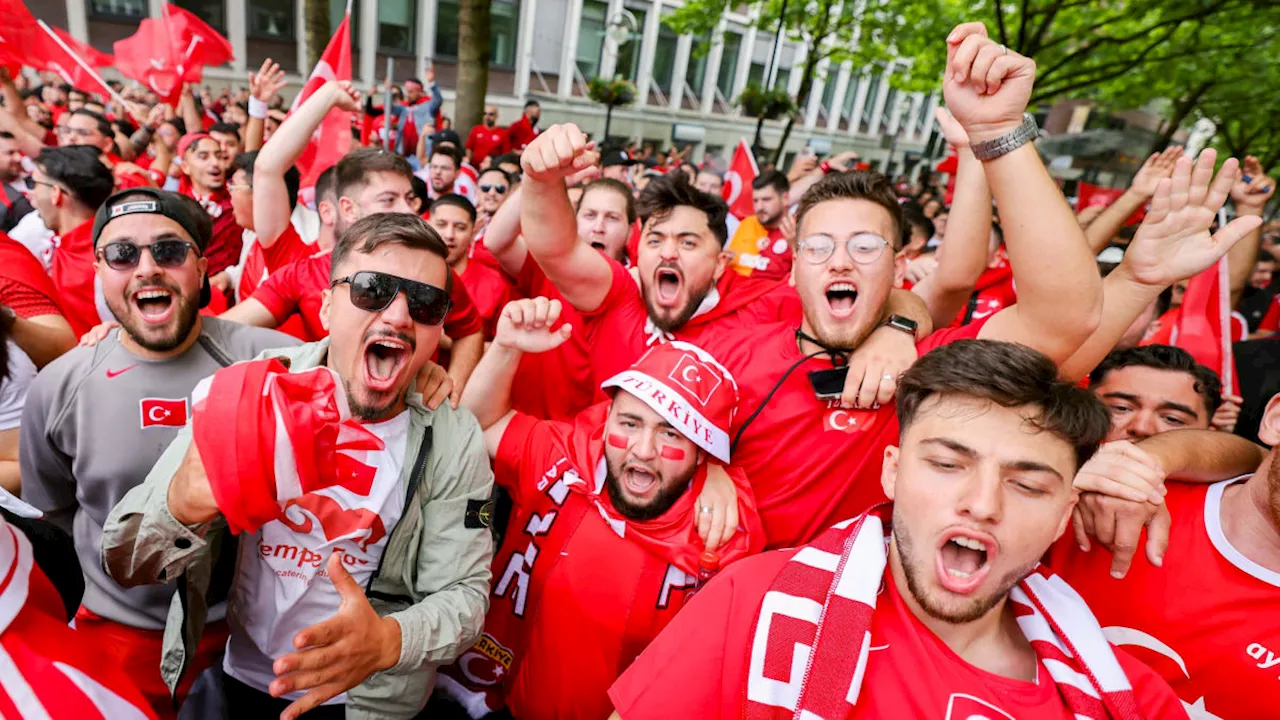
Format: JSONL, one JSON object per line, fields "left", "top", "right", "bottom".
{"left": 970, "top": 114, "right": 1038, "bottom": 162}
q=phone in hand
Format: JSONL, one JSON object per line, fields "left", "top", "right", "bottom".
{"left": 807, "top": 367, "right": 848, "bottom": 399}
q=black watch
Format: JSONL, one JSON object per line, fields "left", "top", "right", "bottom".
{"left": 881, "top": 314, "right": 918, "bottom": 338}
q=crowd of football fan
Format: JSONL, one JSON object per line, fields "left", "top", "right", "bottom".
{"left": 0, "top": 20, "right": 1276, "bottom": 720}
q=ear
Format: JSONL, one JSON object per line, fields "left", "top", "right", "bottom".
{"left": 713, "top": 248, "right": 728, "bottom": 281}
{"left": 881, "top": 445, "right": 901, "bottom": 501}
{"left": 892, "top": 250, "right": 908, "bottom": 287}
{"left": 338, "top": 196, "right": 358, "bottom": 224}
{"left": 1258, "top": 392, "right": 1280, "bottom": 447}
{"left": 1053, "top": 492, "right": 1080, "bottom": 543}
{"left": 196, "top": 255, "right": 208, "bottom": 279}
{"left": 318, "top": 200, "right": 337, "bottom": 227}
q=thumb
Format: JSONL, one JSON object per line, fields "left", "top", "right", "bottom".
{"left": 1212, "top": 215, "right": 1263, "bottom": 252}
{"left": 327, "top": 551, "right": 362, "bottom": 603}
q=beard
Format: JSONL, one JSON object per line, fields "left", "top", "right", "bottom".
{"left": 604, "top": 455, "right": 692, "bottom": 522}
{"left": 644, "top": 265, "right": 715, "bottom": 334}
{"left": 108, "top": 281, "right": 200, "bottom": 353}
{"left": 342, "top": 328, "right": 417, "bottom": 422}
{"left": 892, "top": 505, "right": 1035, "bottom": 625}
{"left": 799, "top": 300, "right": 877, "bottom": 352}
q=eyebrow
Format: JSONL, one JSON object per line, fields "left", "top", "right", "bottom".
{"left": 919, "top": 437, "right": 1066, "bottom": 483}
{"left": 616, "top": 411, "right": 676, "bottom": 431}
{"left": 1102, "top": 392, "right": 1199, "bottom": 417}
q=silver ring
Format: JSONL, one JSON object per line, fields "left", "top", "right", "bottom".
{"left": 700, "top": 505, "right": 713, "bottom": 514}
{"left": 882, "top": 374, "right": 895, "bottom": 381}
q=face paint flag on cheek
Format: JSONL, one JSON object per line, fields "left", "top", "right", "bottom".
{"left": 607, "top": 433, "right": 631, "bottom": 450}
{"left": 659, "top": 446, "right": 686, "bottom": 461}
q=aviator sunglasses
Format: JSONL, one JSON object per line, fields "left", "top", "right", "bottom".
{"left": 331, "top": 270, "right": 452, "bottom": 326}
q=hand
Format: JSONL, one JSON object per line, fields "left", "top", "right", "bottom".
{"left": 1129, "top": 146, "right": 1183, "bottom": 197}
{"left": 565, "top": 162, "right": 601, "bottom": 187}
{"left": 842, "top": 324, "right": 918, "bottom": 409}
{"left": 414, "top": 360, "right": 454, "bottom": 410}
{"left": 1212, "top": 394, "right": 1243, "bottom": 433}
{"left": 827, "top": 150, "right": 860, "bottom": 172}
{"left": 791, "top": 154, "right": 817, "bottom": 175}
{"left": 167, "top": 442, "right": 220, "bottom": 526}
{"left": 942, "top": 23, "right": 1036, "bottom": 145}
{"left": 1122, "top": 149, "right": 1262, "bottom": 287}
{"left": 272, "top": 553, "right": 402, "bottom": 719}
{"left": 521, "top": 124, "right": 598, "bottom": 183}
{"left": 776, "top": 212, "right": 796, "bottom": 245}
{"left": 425, "top": 62, "right": 436, "bottom": 85}
{"left": 904, "top": 255, "right": 939, "bottom": 285}
{"left": 250, "top": 59, "right": 287, "bottom": 104}
{"left": 494, "top": 297, "right": 574, "bottom": 354}
{"left": 79, "top": 321, "right": 120, "bottom": 347}
{"left": 1076, "top": 204, "right": 1105, "bottom": 227}
{"left": 144, "top": 103, "right": 167, "bottom": 131}
{"left": 1071, "top": 441, "right": 1168, "bottom": 504}
{"left": 696, "top": 464, "right": 739, "bottom": 551}
{"left": 326, "top": 81, "right": 362, "bottom": 113}
{"left": 1230, "top": 155, "right": 1275, "bottom": 212}
{"left": 1071, "top": 494, "right": 1170, "bottom": 578}
{"left": 933, "top": 107, "right": 971, "bottom": 148}
{"left": 209, "top": 271, "right": 232, "bottom": 294}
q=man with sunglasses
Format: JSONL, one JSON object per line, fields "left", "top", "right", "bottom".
{"left": 102, "top": 213, "right": 493, "bottom": 720}
{"left": 176, "top": 133, "right": 243, "bottom": 296}
{"left": 429, "top": 194, "right": 513, "bottom": 340}
{"left": 466, "top": 105, "right": 509, "bottom": 168}
{"left": 21, "top": 188, "right": 295, "bottom": 718}
{"left": 474, "top": 167, "right": 510, "bottom": 225}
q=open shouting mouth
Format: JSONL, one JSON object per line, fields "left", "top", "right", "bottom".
{"left": 653, "top": 265, "right": 683, "bottom": 309}
{"left": 361, "top": 334, "right": 413, "bottom": 393}
{"left": 131, "top": 285, "right": 176, "bottom": 325}
{"left": 824, "top": 280, "right": 858, "bottom": 319}
{"left": 935, "top": 528, "right": 997, "bottom": 594}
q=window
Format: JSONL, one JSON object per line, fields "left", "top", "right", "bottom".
{"left": 685, "top": 34, "right": 711, "bottom": 97}
{"left": 90, "top": 0, "right": 147, "bottom": 18}
{"left": 615, "top": 8, "right": 647, "bottom": 82}
{"left": 843, "top": 75, "right": 860, "bottom": 117}
{"left": 248, "top": 0, "right": 293, "bottom": 38}
{"left": 820, "top": 72, "right": 837, "bottom": 112}
{"left": 330, "top": 0, "right": 360, "bottom": 53}
{"left": 651, "top": 21, "right": 679, "bottom": 93}
{"left": 880, "top": 87, "right": 898, "bottom": 131}
{"left": 716, "top": 32, "right": 741, "bottom": 98}
{"left": 861, "top": 75, "right": 880, "bottom": 128}
{"left": 576, "top": 0, "right": 608, "bottom": 79}
{"left": 378, "top": 0, "right": 416, "bottom": 53}
{"left": 173, "top": 0, "right": 225, "bottom": 32}
{"left": 436, "top": 1, "right": 459, "bottom": 57}
{"left": 436, "top": 0, "right": 520, "bottom": 66}
{"left": 747, "top": 61, "right": 765, "bottom": 88}
{"left": 774, "top": 67, "right": 791, "bottom": 92}
{"left": 915, "top": 94, "right": 930, "bottom": 134}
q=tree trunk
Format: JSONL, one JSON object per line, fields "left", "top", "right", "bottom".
{"left": 457, "top": 0, "right": 493, "bottom": 138}
{"left": 304, "top": 0, "right": 331, "bottom": 70}
{"left": 769, "top": 52, "right": 820, "bottom": 167}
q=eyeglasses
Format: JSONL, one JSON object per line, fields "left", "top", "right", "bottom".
{"left": 97, "top": 240, "right": 200, "bottom": 270}
{"left": 479, "top": 184, "right": 507, "bottom": 194}
{"left": 331, "top": 271, "right": 452, "bottom": 326}
{"left": 226, "top": 182, "right": 252, "bottom": 193}
{"left": 796, "top": 233, "right": 891, "bottom": 265}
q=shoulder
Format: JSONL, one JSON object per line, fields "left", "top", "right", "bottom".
{"left": 29, "top": 338, "right": 112, "bottom": 397}
{"left": 698, "top": 321, "right": 791, "bottom": 375}
{"left": 1112, "top": 646, "right": 1187, "bottom": 716}
{"left": 201, "top": 316, "right": 300, "bottom": 359}
{"left": 424, "top": 403, "right": 488, "bottom": 461}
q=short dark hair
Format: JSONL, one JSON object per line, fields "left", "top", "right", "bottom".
{"left": 1090, "top": 345, "right": 1223, "bottom": 416}
{"left": 430, "top": 145, "right": 461, "bottom": 169}
{"left": 71, "top": 109, "right": 112, "bottom": 138}
{"left": 210, "top": 122, "right": 241, "bottom": 137}
{"left": 166, "top": 118, "right": 188, "bottom": 136}
{"left": 35, "top": 145, "right": 114, "bottom": 210}
{"left": 1154, "top": 286, "right": 1174, "bottom": 318}
{"left": 335, "top": 147, "right": 413, "bottom": 199}
{"left": 331, "top": 213, "right": 449, "bottom": 281}
{"left": 524, "top": 100, "right": 540, "bottom": 109}
{"left": 578, "top": 178, "right": 637, "bottom": 224}
{"left": 753, "top": 169, "right": 789, "bottom": 194}
{"left": 903, "top": 207, "right": 935, "bottom": 240}
{"left": 230, "top": 151, "right": 301, "bottom": 211}
{"left": 1258, "top": 248, "right": 1276, "bottom": 264}
{"left": 405, "top": 77, "right": 423, "bottom": 87}
{"left": 430, "top": 193, "right": 477, "bottom": 223}
{"left": 478, "top": 167, "right": 511, "bottom": 185}
{"left": 113, "top": 118, "right": 137, "bottom": 137}
{"left": 315, "top": 165, "right": 338, "bottom": 207}
{"left": 795, "top": 171, "right": 904, "bottom": 249}
{"left": 636, "top": 172, "right": 728, "bottom": 246}
{"left": 492, "top": 153, "right": 521, "bottom": 168}
{"left": 899, "top": 340, "right": 1111, "bottom": 469}
{"left": 409, "top": 175, "right": 430, "bottom": 207}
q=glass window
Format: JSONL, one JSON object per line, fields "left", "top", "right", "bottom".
{"left": 861, "top": 75, "right": 880, "bottom": 126}
{"left": 435, "top": 0, "right": 459, "bottom": 57}
{"left": 615, "top": 8, "right": 647, "bottom": 82}
{"left": 915, "top": 94, "right": 930, "bottom": 132}
{"left": 173, "top": 0, "right": 225, "bottom": 31}
{"left": 774, "top": 67, "right": 791, "bottom": 92}
{"left": 820, "top": 72, "right": 837, "bottom": 112}
{"left": 716, "top": 31, "right": 741, "bottom": 98}
{"left": 747, "top": 61, "right": 765, "bottom": 89}
{"left": 685, "top": 33, "right": 710, "bottom": 97}
{"left": 651, "top": 21, "right": 679, "bottom": 93}
{"left": 248, "top": 0, "right": 293, "bottom": 38}
{"left": 843, "top": 75, "right": 860, "bottom": 117}
{"left": 576, "top": 0, "right": 608, "bottom": 79}
{"left": 378, "top": 0, "right": 416, "bottom": 53}
{"left": 90, "top": 0, "right": 147, "bottom": 17}
{"left": 330, "top": 0, "right": 360, "bottom": 52}
{"left": 436, "top": 0, "right": 520, "bottom": 66}
{"left": 881, "top": 87, "right": 898, "bottom": 131}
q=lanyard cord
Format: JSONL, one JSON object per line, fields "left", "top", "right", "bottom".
{"left": 730, "top": 329, "right": 849, "bottom": 454}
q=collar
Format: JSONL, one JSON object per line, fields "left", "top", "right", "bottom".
{"left": 643, "top": 286, "right": 721, "bottom": 345}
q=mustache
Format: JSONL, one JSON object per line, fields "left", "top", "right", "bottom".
{"left": 128, "top": 280, "right": 182, "bottom": 298}
{"left": 363, "top": 327, "right": 416, "bottom": 352}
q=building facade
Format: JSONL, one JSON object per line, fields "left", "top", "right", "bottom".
{"left": 34, "top": 0, "right": 937, "bottom": 171}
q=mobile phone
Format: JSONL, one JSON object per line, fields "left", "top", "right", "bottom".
{"left": 807, "top": 367, "right": 848, "bottom": 399}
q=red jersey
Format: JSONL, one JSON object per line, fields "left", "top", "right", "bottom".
{"left": 509, "top": 259, "right": 596, "bottom": 420}
{"left": 182, "top": 186, "right": 243, "bottom": 277}
{"left": 726, "top": 216, "right": 792, "bottom": 281}
{"left": 0, "top": 234, "right": 63, "bottom": 319}
{"left": 699, "top": 318, "right": 986, "bottom": 548}
{"left": 48, "top": 219, "right": 99, "bottom": 337}
{"left": 506, "top": 116, "right": 539, "bottom": 152}
{"left": 1260, "top": 297, "right": 1280, "bottom": 334}
{"left": 1047, "top": 478, "right": 1276, "bottom": 720}
{"left": 458, "top": 259, "right": 515, "bottom": 339}
{"left": 440, "top": 406, "right": 762, "bottom": 720}
{"left": 250, "top": 252, "right": 483, "bottom": 343}
{"left": 465, "top": 125, "right": 509, "bottom": 166}
{"left": 611, "top": 547, "right": 1183, "bottom": 720}
{"left": 948, "top": 256, "right": 1016, "bottom": 328}
{"left": 237, "top": 224, "right": 314, "bottom": 302}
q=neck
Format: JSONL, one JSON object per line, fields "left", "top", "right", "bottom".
{"left": 888, "top": 534, "right": 1037, "bottom": 681}
{"left": 119, "top": 315, "right": 204, "bottom": 361}
{"left": 191, "top": 181, "right": 215, "bottom": 198}
{"left": 317, "top": 227, "right": 336, "bottom": 252}
{"left": 452, "top": 254, "right": 469, "bottom": 275}
{"left": 56, "top": 208, "right": 93, "bottom": 236}
{"left": 1220, "top": 460, "right": 1280, "bottom": 572}
{"left": 796, "top": 319, "right": 834, "bottom": 357}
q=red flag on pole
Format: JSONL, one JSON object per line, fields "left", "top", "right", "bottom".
{"left": 1174, "top": 258, "right": 1238, "bottom": 394}
{"left": 113, "top": 3, "right": 232, "bottom": 106}
{"left": 0, "top": 0, "right": 40, "bottom": 76}
{"left": 291, "top": 10, "right": 353, "bottom": 188}
{"left": 31, "top": 22, "right": 115, "bottom": 100}
{"left": 722, "top": 138, "right": 759, "bottom": 220}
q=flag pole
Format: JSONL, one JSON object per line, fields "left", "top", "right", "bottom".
{"left": 35, "top": 21, "right": 131, "bottom": 111}
{"left": 383, "top": 57, "right": 394, "bottom": 151}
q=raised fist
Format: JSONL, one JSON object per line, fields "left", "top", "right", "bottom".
{"left": 521, "top": 124, "right": 598, "bottom": 183}
{"left": 942, "top": 23, "right": 1035, "bottom": 146}
{"left": 495, "top": 297, "right": 574, "bottom": 354}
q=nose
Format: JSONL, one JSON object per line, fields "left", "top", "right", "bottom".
{"left": 828, "top": 239, "right": 856, "bottom": 272}
{"left": 1126, "top": 410, "right": 1158, "bottom": 442}
{"left": 955, "top": 466, "right": 1002, "bottom": 525}
{"left": 133, "top": 247, "right": 163, "bottom": 279}
{"left": 630, "top": 429, "right": 659, "bottom": 461}
{"left": 658, "top": 236, "right": 679, "bottom": 261}
{"left": 591, "top": 216, "right": 608, "bottom": 234}
{"left": 379, "top": 290, "right": 415, "bottom": 330}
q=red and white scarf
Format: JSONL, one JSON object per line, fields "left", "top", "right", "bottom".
{"left": 744, "top": 506, "right": 1144, "bottom": 720}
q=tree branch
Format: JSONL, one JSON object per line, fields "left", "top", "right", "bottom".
{"left": 994, "top": 0, "right": 1010, "bottom": 47}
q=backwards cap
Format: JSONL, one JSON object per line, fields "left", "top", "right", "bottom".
{"left": 601, "top": 341, "right": 739, "bottom": 463}
{"left": 91, "top": 187, "right": 212, "bottom": 251}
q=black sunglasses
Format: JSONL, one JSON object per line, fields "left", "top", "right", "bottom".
{"left": 331, "top": 271, "right": 452, "bottom": 326}
{"left": 479, "top": 183, "right": 508, "bottom": 194}
{"left": 98, "top": 240, "right": 199, "bottom": 271}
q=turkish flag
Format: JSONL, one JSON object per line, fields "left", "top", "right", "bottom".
{"left": 0, "top": 0, "right": 40, "bottom": 76}
{"left": 722, "top": 138, "right": 758, "bottom": 220}
{"left": 1077, "top": 181, "right": 1146, "bottom": 225}
{"left": 291, "top": 12, "right": 353, "bottom": 188}
{"left": 114, "top": 4, "right": 232, "bottom": 106}
{"left": 1175, "top": 258, "right": 1238, "bottom": 394}
{"left": 29, "top": 22, "right": 115, "bottom": 101}
{"left": 140, "top": 398, "right": 189, "bottom": 428}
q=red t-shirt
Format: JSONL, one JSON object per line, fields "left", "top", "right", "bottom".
{"left": 251, "top": 253, "right": 483, "bottom": 343}
{"left": 466, "top": 125, "right": 510, "bottom": 166}
{"left": 183, "top": 187, "right": 244, "bottom": 277}
{"left": 1257, "top": 297, "right": 1279, "bottom": 333}
{"left": 237, "top": 224, "right": 314, "bottom": 302}
{"left": 948, "top": 259, "right": 1017, "bottom": 328}
{"left": 47, "top": 219, "right": 99, "bottom": 337}
{"left": 1047, "top": 478, "right": 1275, "bottom": 720}
{"left": 506, "top": 117, "right": 539, "bottom": 152}
{"left": 0, "top": 235, "right": 63, "bottom": 320}
{"left": 509, "top": 259, "right": 596, "bottom": 420}
{"left": 698, "top": 318, "right": 986, "bottom": 548}
{"left": 729, "top": 221, "right": 792, "bottom": 281}
{"left": 610, "top": 548, "right": 1184, "bottom": 720}
{"left": 458, "top": 260, "right": 515, "bottom": 340}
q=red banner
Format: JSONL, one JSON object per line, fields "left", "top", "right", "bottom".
{"left": 290, "top": 12, "right": 354, "bottom": 188}
{"left": 722, "top": 138, "right": 758, "bottom": 220}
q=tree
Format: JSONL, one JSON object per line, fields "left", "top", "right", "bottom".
{"left": 303, "top": 0, "right": 331, "bottom": 70}
{"left": 456, "top": 0, "right": 492, "bottom": 136}
{"left": 587, "top": 77, "right": 638, "bottom": 140}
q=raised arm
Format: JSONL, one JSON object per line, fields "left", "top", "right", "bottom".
{"left": 1226, "top": 156, "right": 1276, "bottom": 308}
{"left": 519, "top": 124, "right": 614, "bottom": 312}
{"left": 1058, "top": 150, "right": 1260, "bottom": 381}
{"left": 0, "top": 70, "right": 50, "bottom": 154}
{"left": 942, "top": 23, "right": 1101, "bottom": 363}
{"left": 178, "top": 85, "right": 202, "bottom": 140}
{"left": 910, "top": 109, "right": 990, "bottom": 329}
{"left": 244, "top": 59, "right": 286, "bottom": 153}
{"left": 255, "top": 81, "right": 360, "bottom": 247}
{"left": 1084, "top": 147, "right": 1182, "bottom": 253}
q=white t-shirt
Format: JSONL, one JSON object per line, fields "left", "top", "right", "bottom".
{"left": 223, "top": 410, "right": 412, "bottom": 701}
{"left": 0, "top": 341, "right": 36, "bottom": 431}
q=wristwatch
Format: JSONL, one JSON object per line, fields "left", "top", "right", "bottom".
{"left": 881, "top": 314, "right": 918, "bottom": 338}
{"left": 970, "top": 113, "right": 1038, "bottom": 162}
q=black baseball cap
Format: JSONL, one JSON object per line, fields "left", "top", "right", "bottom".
{"left": 92, "top": 187, "right": 213, "bottom": 251}
{"left": 601, "top": 151, "right": 637, "bottom": 168}
{"left": 430, "top": 129, "right": 463, "bottom": 148}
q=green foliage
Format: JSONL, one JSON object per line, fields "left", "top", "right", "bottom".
{"left": 587, "top": 76, "right": 638, "bottom": 107}
{"left": 737, "top": 83, "right": 797, "bottom": 120}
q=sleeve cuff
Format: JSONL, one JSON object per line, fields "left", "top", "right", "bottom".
{"left": 384, "top": 610, "right": 422, "bottom": 674}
